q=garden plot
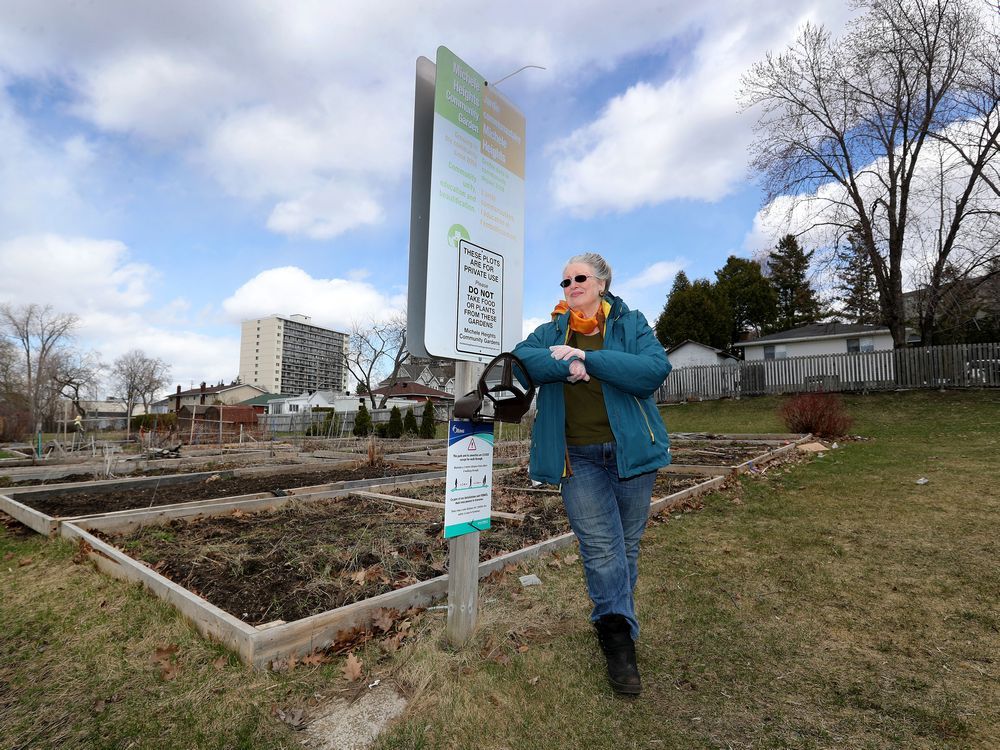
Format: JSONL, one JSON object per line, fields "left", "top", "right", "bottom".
{"left": 0, "top": 446, "right": 306, "bottom": 486}
{"left": 59, "top": 467, "right": 725, "bottom": 668}
{"left": 0, "top": 462, "right": 444, "bottom": 536}
{"left": 665, "top": 435, "right": 808, "bottom": 474}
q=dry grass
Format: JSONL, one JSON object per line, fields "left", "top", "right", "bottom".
{"left": 1, "top": 390, "right": 998, "bottom": 749}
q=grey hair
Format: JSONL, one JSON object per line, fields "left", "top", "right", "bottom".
{"left": 565, "top": 252, "right": 612, "bottom": 292}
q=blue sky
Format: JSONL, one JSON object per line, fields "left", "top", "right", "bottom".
{"left": 0, "top": 1, "right": 857, "bottom": 392}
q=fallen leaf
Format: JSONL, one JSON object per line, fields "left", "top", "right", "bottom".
{"left": 518, "top": 645, "right": 529, "bottom": 653}
{"left": 342, "top": 651, "right": 363, "bottom": 682}
{"left": 372, "top": 608, "right": 396, "bottom": 632}
{"left": 273, "top": 706, "right": 306, "bottom": 729}
{"left": 3, "top": 552, "right": 14, "bottom": 561}
{"left": 528, "top": 676, "right": 540, "bottom": 685}
{"left": 160, "top": 662, "right": 179, "bottom": 681}
{"left": 301, "top": 651, "right": 327, "bottom": 667}
{"left": 17, "top": 557, "right": 32, "bottom": 567}
{"left": 562, "top": 554, "right": 579, "bottom": 565}
{"left": 152, "top": 644, "right": 179, "bottom": 663}
{"left": 92, "top": 699, "right": 106, "bottom": 713}
{"left": 351, "top": 569, "right": 367, "bottom": 585}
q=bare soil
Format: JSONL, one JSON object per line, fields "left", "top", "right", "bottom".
{"left": 92, "top": 468, "right": 717, "bottom": 626}
{"left": 99, "top": 490, "right": 572, "bottom": 625}
{"left": 17, "top": 464, "right": 441, "bottom": 518}
{"left": 669, "top": 443, "right": 772, "bottom": 465}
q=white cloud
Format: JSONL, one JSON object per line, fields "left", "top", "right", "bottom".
{"left": 613, "top": 259, "right": 687, "bottom": 318}
{"left": 549, "top": 2, "right": 856, "bottom": 216}
{"left": 0, "top": 1, "right": 854, "bottom": 239}
{"left": 0, "top": 234, "right": 239, "bottom": 389}
{"left": 522, "top": 316, "right": 549, "bottom": 338}
{"left": 743, "top": 116, "right": 1000, "bottom": 291}
{"left": 74, "top": 52, "right": 240, "bottom": 142}
{"left": 221, "top": 266, "right": 405, "bottom": 332}
{"left": 0, "top": 234, "right": 153, "bottom": 310}
{"left": 0, "top": 90, "right": 96, "bottom": 236}
{"left": 80, "top": 310, "right": 240, "bottom": 391}
{"left": 266, "top": 182, "right": 384, "bottom": 240}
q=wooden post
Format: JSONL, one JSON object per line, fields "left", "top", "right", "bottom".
{"left": 446, "top": 359, "right": 484, "bottom": 648}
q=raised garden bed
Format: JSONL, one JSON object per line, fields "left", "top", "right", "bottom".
{"left": 0, "top": 462, "right": 443, "bottom": 536}
{"left": 93, "top": 491, "right": 571, "bottom": 626}
{"left": 60, "top": 468, "right": 726, "bottom": 668}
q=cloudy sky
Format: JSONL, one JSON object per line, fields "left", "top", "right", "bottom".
{"left": 0, "top": 1, "right": 859, "bottom": 392}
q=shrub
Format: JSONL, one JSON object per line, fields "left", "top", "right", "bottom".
{"left": 130, "top": 413, "right": 178, "bottom": 431}
{"left": 353, "top": 403, "right": 373, "bottom": 437}
{"left": 420, "top": 399, "right": 436, "bottom": 439}
{"left": 779, "top": 392, "right": 853, "bottom": 437}
{"left": 387, "top": 406, "right": 403, "bottom": 438}
{"left": 403, "top": 407, "right": 418, "bottom": 435}
{"left": 374, "top": 422, "right": 389, "bottom": 438}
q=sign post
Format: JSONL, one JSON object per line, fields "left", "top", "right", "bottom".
{"left": 408, "top": 46, "right": 525, "bottom": 648}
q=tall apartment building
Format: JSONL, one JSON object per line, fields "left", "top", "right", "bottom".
{"left": 238, "top": 314, "right": 349, "bottom": 395}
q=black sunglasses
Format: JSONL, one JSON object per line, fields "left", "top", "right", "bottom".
{"left": 560, "top": 274, "right": 596, "bottom": 288}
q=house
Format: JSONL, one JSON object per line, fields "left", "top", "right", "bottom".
{"left": 266, "top": 390, "right": 417, "bottom": 415}
{"left": 238, "top": 392, "right": 288, "bottom": 416}
{"left": 78, "top": 399, "right": 148, "bottom": 430}
{"left": 737, "top": 323, "right": 894, "bottom": 361}
{"left": 153, "top": 382, "right": 268, "bottom": 413}
{"left": 666, "top": 340, "right": 740, "bottom": 368}
{"left": 735, "top": 322, "right": 896, "bottom": 392}
{"left": 368, "top": 381, "right": 455, "bottom": 406}
{"left": 378, "top": 357, "right": 456, "bottom": 394}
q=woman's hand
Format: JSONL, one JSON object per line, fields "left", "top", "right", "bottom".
{"left": 567, "top": 359, "right": 590, "bottom": 383}
{"left": 549, "top": 345, "right": 585, "bottom": 361}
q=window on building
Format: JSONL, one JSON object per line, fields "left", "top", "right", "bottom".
{"left": 763, "top": 344, "right": 787, "bottom": 360}
{"left": 289, "top": 404, "right": 299, "bottom": 412}
{"left": 847, "top": 337, "right": 875, "bottom": 353}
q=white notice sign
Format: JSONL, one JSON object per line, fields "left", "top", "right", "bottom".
{"left": 444, "top": 420, "right": 494, "bottom": 538}
{"left": 457, "top": 239, "right": 503, "bottom": 356}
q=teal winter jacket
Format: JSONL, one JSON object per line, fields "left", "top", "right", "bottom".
{"left": 512, "top": 293, "right": 671, "bottom": 484}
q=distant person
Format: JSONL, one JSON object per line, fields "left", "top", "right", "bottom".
{"left": 513, "top": 252, "right": 671, "bottom": 696}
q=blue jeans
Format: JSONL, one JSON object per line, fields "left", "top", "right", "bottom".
{"left": 561, "top": 441, "right": 656, "bottom": 640}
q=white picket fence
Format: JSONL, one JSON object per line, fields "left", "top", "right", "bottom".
{"left": 657, "top": 342, "right": 1000, "bottom": 402}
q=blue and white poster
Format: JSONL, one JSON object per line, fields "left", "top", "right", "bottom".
{"left": 444, "top": 419, "right": 494, "bottom": 538}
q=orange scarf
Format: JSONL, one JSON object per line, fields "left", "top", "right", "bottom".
{"left": 551, "top": 300, "right": 605, "bottom": 336}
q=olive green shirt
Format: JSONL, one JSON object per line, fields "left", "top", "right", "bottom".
{"left": 563, "top": 331, "right": 614, "bottom": 445}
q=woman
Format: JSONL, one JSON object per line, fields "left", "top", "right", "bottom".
{"left": 512, "top": 252, "right": 671, "bottom": 696}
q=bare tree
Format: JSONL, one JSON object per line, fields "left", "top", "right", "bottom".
{"left": 110, "top": 349, "right": 170, "bottom": 438}
{"left": 742, "top": 0, "right": 1000, "bottom": 347}
{"left": 0, "top": 303, "right": 79, "bottom": 435}
{"left": 343, "top": 314, "right": 409, "bottom": 409}
{"left": 49, "top": 350, "right": 105, "bottom": 418}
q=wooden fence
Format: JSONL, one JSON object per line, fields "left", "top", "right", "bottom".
{"left": 657, "top": 342, "right": 1000, "bottom": 403}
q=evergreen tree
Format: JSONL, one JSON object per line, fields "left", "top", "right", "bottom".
{"left": 715, "top": 256, "right": 778, "bottom": 347}
{"left": 419, "top": 399, "right": 436, "bottom": 439}
{"left": 655, "top": 271, "right": 691, "bottom": 346}
{"left": 655, "top": 279, "right": 729, "bottom": 350}
{"left": 403, "top": 407, "right": 418, "bottom": 435}
{"left": 353, "top": 402, "right": 373, "bottom": 436}
{"left": 768, "top": 235, "right": 822, "bottom": 331}
{"left": 834, "top": 229, "right": 881, "bottom": 324}
{"left": 387, "top": 405, "right": 403, "bottom": 438}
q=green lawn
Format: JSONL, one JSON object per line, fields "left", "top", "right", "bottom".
{"left": 2, "top": 390, "right": 998, "bottom": 749}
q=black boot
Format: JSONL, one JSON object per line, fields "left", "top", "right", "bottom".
{"left": 594, "top": 614, "right": 641, "bottom": 696}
